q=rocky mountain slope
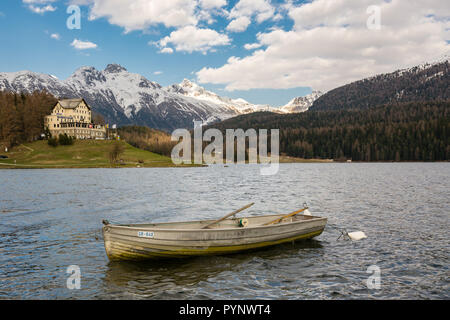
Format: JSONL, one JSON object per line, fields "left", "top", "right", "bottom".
{"left": 279, "top": 91, "right": 323, "bottom": 113}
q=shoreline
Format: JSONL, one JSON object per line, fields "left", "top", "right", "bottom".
{"left": 0, "top": 163, "right": 202, "bottom": 169}
{"left": 0, "top": 141, "right": 447, "bottom": 170}
{"left": 1, "top": 160, "right": 447, "bottom": 169}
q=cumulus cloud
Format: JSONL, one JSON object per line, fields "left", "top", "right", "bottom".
{"left": 200, "top": 0, "right": 226, "bottom": 10}
{"left": 71, "top": 0, "right": 199, "bottom": 32}
{"left": 197, "top": 0, "right": 227, "bottom": 25}
{"left": 23, "top": 0, "right": 56, "bottom": 2}
{"left": 244, "top": 43, "right": 262, "bottom": 50}
{"left": 155, "top": 25, "right": 230, "bottom": 54}
{"left": 23, "top": 0, "right": 57, "bottom": 14}
{"left": 197, "top": 0, "right": 450, "bottom": 91}
{"left": 229, "top": 0, "right": 275, "bottom": 21}
{"left": 50, "top": 33, "right": 60, "bottom": 40}
{"left": 70, "top": 0, "right": 232, "bottom": 53}
{"left": 159, "top": 47, "right": 173, "bottom": 54}
{"left": 70, "top": 39, "right": 98, "bottom": 50}
{"left": 226, "top": 16, "right": 251, "bottom": 33}
{"left": 27, "top": 4, "right": 56, "bottom": 14}
{"left": 226, "top": 0, "right": 276, "bottom": 32}
{"left": 153, "top": 71, "right": 163, "bottom": 75}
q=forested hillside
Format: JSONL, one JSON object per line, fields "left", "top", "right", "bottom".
{"left": 117, "top": 125, "right": 176, "bottom": 157}
{"left": 311, "top": 61, "right": 449, "bottom": 111}
{"left": 209, "top": 101, "right": 450, "bottom": 161}
{"left": 2, "top": 59, "right": 449, "bottom": 162}
{"left": 0, "top": 91, "right": 57, "bottom": 148}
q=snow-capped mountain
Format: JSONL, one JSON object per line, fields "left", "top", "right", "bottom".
{"left": 280, "top": 90, "right": 323, "bottom": 113}
{"left": 0, "top": 70, "right": 74, "bottom": 97}
{"left": 168, "top": 79, "right": 283, "bottom": 114}
{"left": 0, "top": 64, "right": 320, "bottom": 131}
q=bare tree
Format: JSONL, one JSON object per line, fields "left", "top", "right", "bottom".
{"left": 109, "top": 142, "right": 124, "bottom": 165}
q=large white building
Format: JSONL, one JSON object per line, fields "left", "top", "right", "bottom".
{"left": 44, "top": 98, "right": 106, "bottom": 140}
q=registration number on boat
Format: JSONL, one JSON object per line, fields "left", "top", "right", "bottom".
{"left": 137, "top": 231, "right": 154, "bottom": 238}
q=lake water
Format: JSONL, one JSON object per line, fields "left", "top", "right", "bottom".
{"left": 0, "top": 163, "right": 448, "bottom": 299}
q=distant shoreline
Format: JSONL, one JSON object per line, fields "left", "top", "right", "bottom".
{"left": 0, "top": 140, "right": 447, "bottom": 170}
{"left": 0, "top": 162, "right": 201, "bottom": 169}
{"left": 1, "top": 159, "right": 447, "bottom": 169}
{"left": 0, "top": 140, "right": 199, "bottom": 170}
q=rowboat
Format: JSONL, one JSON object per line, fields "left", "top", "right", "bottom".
{"left": 102, "top": 203, "right": 327, "bottom": 261}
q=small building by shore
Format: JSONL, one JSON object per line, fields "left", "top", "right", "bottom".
{"left": 44, "top": 98, "right": 106, "bottom": 140}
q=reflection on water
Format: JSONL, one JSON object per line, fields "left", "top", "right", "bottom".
{"left": 0, "top": 164, "right": 449, "bottom": 299}
{"left": 103, "top": 240, "right": 324, "bottom": 299}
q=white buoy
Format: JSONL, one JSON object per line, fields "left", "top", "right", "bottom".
{"left": 347, "top": 231, "right": 367, "bottom": 241}
{"left": 337, "top": 229, "right": 367, "bottom": 241}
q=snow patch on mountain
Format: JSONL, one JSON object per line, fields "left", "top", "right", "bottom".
{"left": 280, "top": 91, "right": 323, "bottom": 113}
{"left": 172, "top": 78, "right": 285, "bottom": 114}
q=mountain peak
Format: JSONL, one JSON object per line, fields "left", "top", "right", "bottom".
{"left": 74, "top": 66, "right": 97, "bottom": 73}
{"left": 280, "top": 90, "right": 323, "bottom": 113}
{"left": 180, "top": 78, "right": 197, "bottom": 88}
{"left": 104, "top": 64, "right": 127, "bottom": 73}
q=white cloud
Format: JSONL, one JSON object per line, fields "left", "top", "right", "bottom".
{"left": 244, "top": 43, "right": 262, "bottom": 50}
{"left": 69, "top": 0, "right": 232, "bottom": 54}
{"left": 197, "top": 0, "right": 227, "bottom": 25}
{"left": 70, "top": 39, "right": 98, "bottom": 50}
{"left": 27, "top": 4, "right": 56, "bottom": 14}
{"left": 224, "top": 0, "right": 278, "bottom": 32}
{"left": 50, "top": 33, "right": 60, "bottom": 40}
{"left": 23, "top": 0, "right": 56, "bottom": 3}
{"left": 23, "top": 0, "right": 57, "bottom": 14}
{"left": 200, "top": 0, "right": 226, "bottom": 10}
{"left": 229, "top": 0, "right": 274, "bottom": 20}
{"left": 71, "top": 0, "right": 231, "bottom": 34}
{"left": 156, "top": 25, "right": 230, "bottom": 54}
{"left": 159, "top": 47, "right": 173, "bottom": 54}
{"left": 226, "top": 16, "right": 251, "bottom": 33}
{"left": 72, "top": 0, "right": 199, "bottom": 32}
{"left": 197, "top": 0, "right": 450, "bottom": 92}
{"left": 272, "top": 12, "right": 283, "bottom": 21}
{"left": 153, "top": 71, "right": 163, "bottom": 75}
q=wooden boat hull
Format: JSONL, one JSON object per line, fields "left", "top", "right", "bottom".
{"left": 102, "top": 214, "right": 327, "bottom": 261}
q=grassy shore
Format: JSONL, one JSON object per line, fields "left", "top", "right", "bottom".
{"left": 0, "top": 140, "right": 335, "bottom": 169}
{"left": 0, "top": 140, "right": 192, "bottom": 169}
{"left": 278, "top": 155, "right": 334, "bottom": 163}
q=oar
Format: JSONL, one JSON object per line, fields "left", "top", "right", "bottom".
{"left": 263, "top": 206, "right": 308, "bottom": 226}
{"left": 202, "top": 203, "right": 254, "bottom": 229}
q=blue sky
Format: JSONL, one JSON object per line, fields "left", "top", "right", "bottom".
{"left": 0, "top": 0, "right": 310, "bottom": 105}
{"left": 0, "top": 1, "right": 448, "bottom": 106}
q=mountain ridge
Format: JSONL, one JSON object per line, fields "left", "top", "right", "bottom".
{"left": 310, "top": 59, "right": 449, "bottom": 111}
{"left": 0, "top": 64, "right": 320, "bottom": 131}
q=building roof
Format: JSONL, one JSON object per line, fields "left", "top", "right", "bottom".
{"left": 56, "top": 98, "right": 91, "bottom": 110}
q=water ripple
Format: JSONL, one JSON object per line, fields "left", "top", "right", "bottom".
{"left": 0, "top": 163, "right": 449, "bottom": 299}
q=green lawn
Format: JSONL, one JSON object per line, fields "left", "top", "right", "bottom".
{"left": 0, "top": 140, "right": 190, "bottom": 168}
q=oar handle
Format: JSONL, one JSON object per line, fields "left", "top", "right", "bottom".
{"left": 263, "top": 207, "right": 308, "bottom": 226}
{"left": 202, "top": 202, "right": 254, "bottom": 229}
